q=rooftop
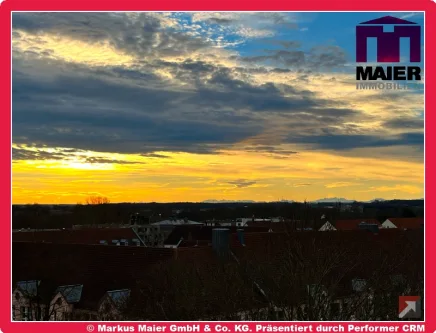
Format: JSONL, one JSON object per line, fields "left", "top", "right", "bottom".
{"left": 334, "top": 219, "right": 380, "bottom": 231}
{"left": 12, "top": 228, "right": 144, "bottom": 245}
{"left": 385, "top": 217, "right": 424, "bottom": 230}
{"left": 13, "top": 228, "right": 423, "bottom": 320}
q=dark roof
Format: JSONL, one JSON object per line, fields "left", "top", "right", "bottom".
{"left": 335, "top": 219, "right": 380, "bottom": 230}
{"left": 12, "top": 228, "right": 142, "bottom": 245}
{"left": 12, "top": 242, "right": 175, "bottom": 310}
{"left": 164, "top": 225, "right": 269, "bottom": 245}
{"left": 13, "top": 229, "right": 423, "bottom": 320}
{"left": 360, "top": 16, "right": 417, "bottom": 25}
{"left": 386, "top": 217, "right": 424, "bottom": 230}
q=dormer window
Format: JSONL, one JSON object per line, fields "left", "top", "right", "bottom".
{"left": 352, "top": 278, "right": 367, "bottom": 292}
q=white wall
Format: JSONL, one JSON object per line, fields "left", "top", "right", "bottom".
{"left": 381, "top": 219, "right": 397, "bottom": 229}
{"left": 319, "top": 222, "right": 337, "bottom": 231}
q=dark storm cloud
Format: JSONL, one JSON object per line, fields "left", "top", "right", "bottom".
{"left": 383, "top": 118, "right": 424, "bottom": 130}
{"left": 12, "top": 147, "right": 143, "bottom": 164}
{"left": 12, "top": 148, "right": 68, "bottom": 161}
{"left": 193, "top": 69, "right": 355, "bottom": 113}
{"left": 244, "top": 145, "right": 298, "bottom": 156}
{"left": 286, "top": 132, "right": 424, "bottom": 150}
{"left": 140, "top": 153, "right": 171, "bottom": 158}
{"left": 12, "top": 13, "right": 420, "bottom": 158}
{"left": 12, "top": 49, "right": 363, "bottom": 155}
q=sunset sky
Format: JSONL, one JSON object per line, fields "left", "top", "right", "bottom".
{"left": 12, "top": 12, "right": 424, "bottom": 204}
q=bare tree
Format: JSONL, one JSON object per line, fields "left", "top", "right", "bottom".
{"left": 123, "top": 259, "right": 264, "bottom": 321}
{"left": 85, "top": 196, "right": 110, "bottom": 205}
{"left": 109, "top": 229, "right": 423, "bottom": 322}
{"left": 236, "top": 230, "right": 424, "bottom": 321}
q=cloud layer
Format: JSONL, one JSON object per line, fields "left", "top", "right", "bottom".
{"left": 12, "top": 12, "right": 424, "bottom": 203}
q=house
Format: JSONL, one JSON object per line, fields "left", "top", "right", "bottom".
{"left": 50, "top": 284, "right": 83, "bottom": 321}
{"left": 318, "top": 221, "right": 337, "bottom": 231}
{"left": 381, "top": 217, "right": 424, "bottom": 230}
{"left": 13, "top": 228, "right": 423, "bottom": 321}
{"left": 234, "top": 217, "right": 283, "bottom": 227}
{"left": 98, "top": 289, "right": 131, "bottom": 321}
{"left": 334, "top": 219, "right": 381, "bottom": 231}
{"left": 12, "top": 242, "right": 177, "bottom": 321}
{"left": 12, "top": 280, "right": 46, "bottom": 321}
{"left": 150, "top": 218, "right": 203, "bottom": 226}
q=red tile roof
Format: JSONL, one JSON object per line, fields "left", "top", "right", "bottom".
{"left": 334, "top": 219, "right": 380, "bottom": 230}
{"left": 385, "top": 217, "right": 424, "bottom": 230}
{"left": 12, "top": 228, "right": 141, "bottom": 245}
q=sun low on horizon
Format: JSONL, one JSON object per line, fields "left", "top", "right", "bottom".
{"left": 12, "top": 12, "right": 424, "bottom": 204}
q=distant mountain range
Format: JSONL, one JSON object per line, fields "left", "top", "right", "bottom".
{"left": 310, "top": 198, "right": 355, "bottom": 204}
{"left": 202, "top": 200, "right": 261, "bottom": 204}
{"left": 14, "top": 198, "right": 423, "bottom": 206}
{"left": 201, "top": 198, "right": 423, "bottom": 204}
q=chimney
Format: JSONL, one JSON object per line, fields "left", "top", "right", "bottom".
{"left": 212, "top": 228, "right": 230, "bottom": 259}
{"left": 236, "top": 229, "right": 245, "bottom": 246}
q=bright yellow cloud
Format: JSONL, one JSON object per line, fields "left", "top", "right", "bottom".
{"left": 13, "top": 32, "right": 135, "bottom": 67}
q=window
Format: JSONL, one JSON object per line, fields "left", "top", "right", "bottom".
{"left": 20, "top": 306, "right": 28, "bottom": 321}
{"left": 36, "top": 307, "right": 42, "bottom": 321}
{"left": 330, "top": 302, "right": 340, "bottom": 318}
{"left": 28, "top": 307, "right": 33, "bottom": 320}
{"left": 352, "top": 279, "right": 367, "bottom": 292}
{"left": 342, "top": 300, "right": 349, "bottom": 315}
{"left": 276, "top": 310, "right": 285, "bottom": 320}
{"left": 12, "top": 306, "right": 16, "bottom": 320}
